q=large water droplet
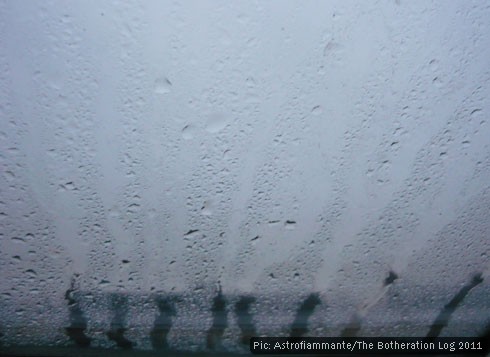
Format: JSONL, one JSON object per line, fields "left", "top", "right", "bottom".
{"left": 154, "top": 77, "right": 172, "bottom": 94}
{"left": 182, "top": 124, "right": 197, "bottom": 140}
{"left": 206, "top": 113, "right": 227, "bottom": 133}
{"left": 284, "top": 220, "right": 297, "bottom": 230}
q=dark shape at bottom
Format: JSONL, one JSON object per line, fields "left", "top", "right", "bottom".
{"left": 235, "top": 296, "right": 257, "bottom": 345}
{"left": 65, "top": 326, "right": 91, "bottom": 348}
{"left": 107, "top": 328, "right": 133, "bottom": 350}
{"left": 150, "top": 296, "right": 176, "bottom": 350}
{"left": 479, "top": 321, "right": 490, "bottom": 355}
{"left": 290, "top": 293, "right": 321, "bottom": 337}
{"left": 64, "top": 276, "right": 92, "bottom": 347}
{"left": 107, "top": 293, "right": 135, "bottom": 350}
{"left": 425, "top": 273, "right": 484, "bottom": 341}
{"left": 206, "top": 283, "right": 228, "bottom": 350}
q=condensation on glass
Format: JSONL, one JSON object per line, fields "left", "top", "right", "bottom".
{"left": 0, "top": 0, "right": 489, "bottom": 354}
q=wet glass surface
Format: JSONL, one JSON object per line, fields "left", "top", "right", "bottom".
{"left": 1, "top": 0, "right": 489, "bottom": 355}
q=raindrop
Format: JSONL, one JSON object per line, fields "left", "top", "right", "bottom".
{"left": 154, "top": 77, "right": 172, "bottom": 94}
{"left": 284, "top": 220, "right": 296, "bottom": 230}
{"left": 4, "top": 171, "right": 15, "bottom": 181}
{"left": 201, "top": 201, "right": 213, "bottom": 216}
{"left": 323, "top": 41, "right": 341, "bottom": 56}
{"left": 184, "top": 229, "right": 199, "bottom": 237}
{"left": 432, "top": 76, "right": 443, "bottom": 88}
{"left": 99, "top": 280, "right": 110, "bottom": 287}
{"left": 182, "top": 124, "right": 196, "bottom": 140}
{"left": 311, "top": 105, "right": 323, "bottom": 116}
{"left": 59, "top": 182, "right": 76, "bottom": 191}
{"left": 429, "top": 59, "right": 439, "bottom": 71}
{"left": 470, "top": 108, "right": 482, "bottom": 117}
{"left": 246, "top": 77, "right": 256, "bottom": 88}
{"left": 205, "top": 113, "right": 227, "bottom": 133}
{"left": 127, "top": 203, "right": 140, "bottom": 213}
{"left": 25, "top": 269, "right": 37, "bottom": 277}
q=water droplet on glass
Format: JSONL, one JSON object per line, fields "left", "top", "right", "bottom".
{"left": 246, "top": 77, "right": 256, "bottom": 87}
{"left": 4, "top": 171, "right": 15, "bottom": 181}
{"left": 99, "top": 280, "right": 110, "bottom": 287}
{"left": 268, "top": 220, "right": 280, "bottom": 227}
{"left": 311, "top": 105, "right": 323, "bottom": 116}
{"left": 429, "top": 59, "right": 439, "bottom": 71}
{"left": 154, "top": 77, "right": 172, "bottom": 94}
{"left": 201, "top": 200, "right": 213, "bottom": 216}
{"left": 470, "top": 108, "right": 482, "bottom": 118}
{"left": 182, "top": 124, "right": 196, "bottom": 140}
{"left": 205, "top": 113, "right": 227, "bottom": 133}
{"left": 284, "top": 220, "right": 296, "bottom": 230}
{"left": 432, "top": 76, "right": 443, "bottom": 88}
{"left": 25, "top": 269, "right": 37, "bottom": 277}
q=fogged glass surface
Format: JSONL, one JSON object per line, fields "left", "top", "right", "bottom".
{"left": 0, "top": 0, "right": 489, "bottom": 355}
